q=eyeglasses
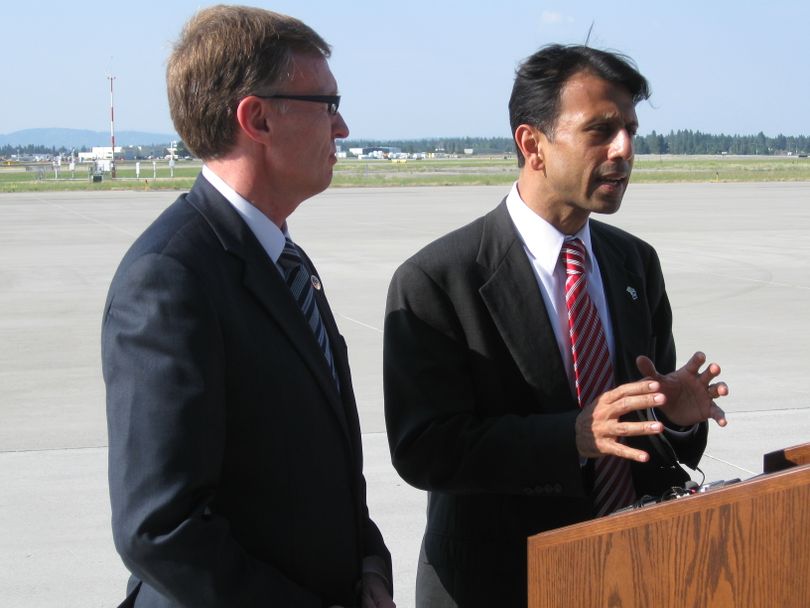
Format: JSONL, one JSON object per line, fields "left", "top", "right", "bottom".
{"left": 255, "top": 94, "right": 340, "bottom": 116}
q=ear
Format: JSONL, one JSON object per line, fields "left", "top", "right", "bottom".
{"left": 514, "top": 124, "right": 546, "bottom": 172}
{"left": 235, "top": 96, "right": 272, "bottom": 145}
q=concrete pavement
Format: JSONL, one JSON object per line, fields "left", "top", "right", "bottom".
{"left": 1, "top": 182, "right": 808, "bottom": 607}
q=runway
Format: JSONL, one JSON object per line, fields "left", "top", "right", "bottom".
{"left": 1, "top": 182, "right": 808, "bottom": 606}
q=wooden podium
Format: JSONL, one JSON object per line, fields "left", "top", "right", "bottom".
{"left": 527, "top": 443, "right": 810, "bottom": 607}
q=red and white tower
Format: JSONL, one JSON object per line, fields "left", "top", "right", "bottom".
{"left": 108, "top": 75, "right": 116, "bottom": 178}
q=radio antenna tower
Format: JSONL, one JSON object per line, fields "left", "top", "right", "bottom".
{"left": 108, "top": 75, "right": 117, "bottom": 178}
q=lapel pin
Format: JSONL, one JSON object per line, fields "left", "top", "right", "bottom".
{"left": 626, "top": 286, "right": 638, "bottom": 301}
{"left": 311, "top": 275, "right": 322, "bottom": 291}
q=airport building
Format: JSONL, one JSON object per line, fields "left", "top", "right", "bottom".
{"left": 77, "top": 146, "right": 122, "bottom": 163}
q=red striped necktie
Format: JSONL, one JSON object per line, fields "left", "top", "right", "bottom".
{"left": 562, "top": 238, "right": 635, "bottom": 516}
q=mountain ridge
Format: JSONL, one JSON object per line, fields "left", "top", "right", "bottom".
{"left": 0, "top": 128, "right": 178, "bottom": 148}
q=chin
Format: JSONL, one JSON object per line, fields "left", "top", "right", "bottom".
{"left": 590, "top": 199, "right": 623, "bottom": 216}
{"left": 316, "top": 173, "right": 334, "bottom": 193}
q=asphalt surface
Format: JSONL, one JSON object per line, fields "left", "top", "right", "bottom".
{"left": 1, "top": 182, "right": 808, "bottom": 607}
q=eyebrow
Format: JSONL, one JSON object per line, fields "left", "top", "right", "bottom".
{"left": 585, "top": 112, "right": 638, "bottom": 131}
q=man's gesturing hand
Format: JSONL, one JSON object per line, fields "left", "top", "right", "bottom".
{"left": 636, "top": 351, "right": 728, "bottom": 428}
{"left": 575, "top": 380, "right": 666, "bottom": 462}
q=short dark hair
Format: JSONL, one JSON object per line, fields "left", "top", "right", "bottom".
{"left": 167, "top": 5, "right": 331, "bottom": 160}
{"left": 508, "top": 44, "right": 651, "bottom": 167}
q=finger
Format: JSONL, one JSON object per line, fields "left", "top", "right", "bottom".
{"left": 585, "top": 381, "right": 663, "bottom": 419}
{"left": 360, "top": 591, "right": 377, "bottom": 608}
{"left": 605, "top": 439, "right": 652, "bottom": 463}
{"left": 708, "top": 382, "right": 729, "bottom": 398}
{"left": 607, "top": 390, "right": 666, "bottom": 417}
{"left": 369, "top": 586, "right": 393, "bottom": 604}
{"left": 684, "top": 351, "right": 707, "bottom": 374}
{"left": 367, "top": 591, "right": 395, "bottom": 608}
{"left": 710, "top": 402, "right": 728, "bottom": 427}
{"left": 635, "top": 355, "right": 658, "bottom": 378}
{"left": 698, "top": 361, "right": 722, "bottom": 384}
{"left": 604, "top": 378, "right": 662, "bottom": 402}
{"left": 611, "top": 420, "right": 664, "bottom": 438}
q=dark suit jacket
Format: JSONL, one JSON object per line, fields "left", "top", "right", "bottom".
{"left": 103, "top": 174, "right": 391, "bottom": 607}
{"left": 383, "top": 200, "right": 706, "bottom": 607}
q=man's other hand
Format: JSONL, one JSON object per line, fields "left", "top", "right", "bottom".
{"left": 360, "top": 572, "right": 395, "bottom": 608}
{"left": 636, "top": 351, "right": 728, "bottom": 428}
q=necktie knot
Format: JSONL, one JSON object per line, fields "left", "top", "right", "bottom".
{"left": 278, "top": 237, "right": 303, "bottom": 273}
{"left": 562, "top": 238, "right": 587, "bottom": 277}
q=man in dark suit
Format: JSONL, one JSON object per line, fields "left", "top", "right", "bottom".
{"left": 383, "top": 45, "right": 729, "bottom": 607}
{"left": 102, "top": 7, "right": 394, "bottom": 607}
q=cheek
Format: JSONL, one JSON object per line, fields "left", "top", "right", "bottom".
{"left": 549, "top": 156, "right": 587, "bottom": 188}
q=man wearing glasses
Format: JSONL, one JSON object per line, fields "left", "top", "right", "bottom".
{"left": 102, "top": 6, "right": 393, "bottom": 607}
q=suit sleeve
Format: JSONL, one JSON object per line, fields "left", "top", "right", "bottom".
{"left": 356, "top": 453, "right": 393, "bottom": 590}
{"left": 102, "top": 253, "right": 322, "bottom": 607}
{"left": 383, "top": 260, "right": 584, "bottom": 498}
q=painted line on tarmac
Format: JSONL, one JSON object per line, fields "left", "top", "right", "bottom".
{"left": 0, "top": 444, "right": 108, "bottom": 455}
{"left": 336, "top": 313, "right": 383, "bottom": 333}
{"left": 701, "top": 452, "right": 757, "bottom": 476}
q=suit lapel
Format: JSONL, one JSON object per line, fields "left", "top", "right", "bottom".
{"left": 185, "top": 175, "right": 352, "bottom": 442}
{"left": 299, "top": 246, "right": 362, "bottom": 457}
{"left": 590, "top": 221, "right": 648, "bottom": 383}
{"left": 478, "top": 202, "right": 574, "bottom": 410}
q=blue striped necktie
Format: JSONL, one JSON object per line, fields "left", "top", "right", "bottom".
{"left": 277, "top": 237, "right": 340, "bottom": 391}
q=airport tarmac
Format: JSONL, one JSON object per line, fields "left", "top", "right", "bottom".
{"left": 1, "top": 182, "right": 809, "bottom": 607}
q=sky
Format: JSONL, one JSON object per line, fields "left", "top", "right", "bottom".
{"left": 3, "top": 1, "right": 808, "bottom": 141}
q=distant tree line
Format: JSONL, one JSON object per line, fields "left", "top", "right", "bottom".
{"left": 344, "top": 130, "right": 809, "bottom": 156}
{"left": 1, "top": 144, "right": 67, "bottom": 156}
{"left": 634, "top": 130, "right": 809, "bottom": 155}
{"left": 1, "top": 142, "right": 189, "bottom": 159}
{"left": 4, "top": 131, "right": 809, "bottom": 159}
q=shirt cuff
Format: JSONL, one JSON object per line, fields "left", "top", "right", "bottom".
{"left": 651, "top": 408, "right": 698, "bottom": 436}
{"left": 362, "top": 555, "right": 391, "bottom": 589}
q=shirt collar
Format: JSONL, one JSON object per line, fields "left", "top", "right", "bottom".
{"left": 505, "top": 181, "right": 595, "bottom": 273}
{"left": 202, "top": 165, "right": 287, "bottom": 263}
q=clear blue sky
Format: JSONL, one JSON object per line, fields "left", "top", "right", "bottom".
{"left": 3, "top": 1, "right": 808, "bottom": 140}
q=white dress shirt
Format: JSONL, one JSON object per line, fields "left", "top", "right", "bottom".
{"left": 201, "top": 165, "right": 288, "bottom": 266}
{"left": 505, "top": 182, "right": 615, "bottom": 399}
{"left": 505, "top": 182, "right": 695, "bottom": 438}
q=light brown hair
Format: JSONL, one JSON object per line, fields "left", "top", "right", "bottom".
{"left": 167, "top": 5, "right": 330, "bottom": 159}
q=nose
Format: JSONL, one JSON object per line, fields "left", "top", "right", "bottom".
{"left": 608, "top": 128, "right": 633, "bottom": 161}
{"left": 332, "top": 111, "right": 349, "bottom": 140}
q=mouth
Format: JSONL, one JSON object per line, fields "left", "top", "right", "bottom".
{"left": 596, "top": 176, "right": 626, "bottom": 189}
{"left": 595, "top": 169, "right": 630, "bottom": 188}
{"left": 599, "top": 170, "right": 628, "bottom": 181}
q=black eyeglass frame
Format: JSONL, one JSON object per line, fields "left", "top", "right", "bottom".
{"left": 254, "top": 94, "right": 340, "bottom": 116}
